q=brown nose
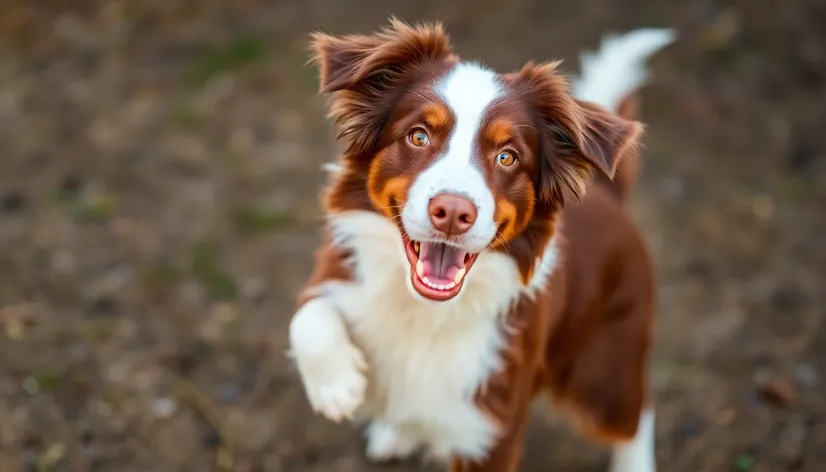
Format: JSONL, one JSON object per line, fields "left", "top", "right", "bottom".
{"left": 428, "top": 194, "right": 478, "bottom": 236}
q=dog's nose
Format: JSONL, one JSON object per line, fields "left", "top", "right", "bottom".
{"left": 428, "top": 194, "right": 477, "bottom": 236}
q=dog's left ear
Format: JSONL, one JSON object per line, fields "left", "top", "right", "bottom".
{"left": 573, "top": 98, "right": 643, "bottom": 180}
{"left": 507, "top": 61, "right": 643, "bottom": 203}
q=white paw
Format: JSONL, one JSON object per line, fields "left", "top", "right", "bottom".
{"left": 365, "top": 421, "right": 420, "bottom": 462}
{"left": 289, "top": 299, "right": 369, "bottom": 423}
{"left": 297, "top": 341, "right": 368, "bottom": 422}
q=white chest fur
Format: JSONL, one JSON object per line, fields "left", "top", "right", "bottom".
{"left": 314, "top": 210, "right": 529, "bottom": 460}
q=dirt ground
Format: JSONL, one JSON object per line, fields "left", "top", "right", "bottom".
{"left": 1, "top": 1, "right": 825, "bottom": 471}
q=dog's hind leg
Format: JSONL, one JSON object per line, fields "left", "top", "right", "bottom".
{"left": 608, "top": 407, "right": 656, "bottom": 472}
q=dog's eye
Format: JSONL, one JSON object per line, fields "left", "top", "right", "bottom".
{"left": 408, "top": 129, "right": 430, "bottom": 147}
{"left": 496, "top": 150, "right": 517, "bottom": 167}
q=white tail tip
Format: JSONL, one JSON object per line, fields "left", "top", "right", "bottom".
{"left": 572, "top": 27, "right": 677, "bottom": 111}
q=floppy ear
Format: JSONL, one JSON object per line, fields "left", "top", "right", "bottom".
{"left": 574, "top": 98, "right": 643, "bottom": 180}
{"left": 309, "top": 18, "right": 454, "bottom": 154}
{"left": 509, "top": 61, "right": 643, "bottom": 203}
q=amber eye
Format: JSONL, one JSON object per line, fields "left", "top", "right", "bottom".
{"left": 496, "top": 150, "right": 517, "bottom": 167}
{"left": 408, "top": 129, "right": 430, "bottom": 147}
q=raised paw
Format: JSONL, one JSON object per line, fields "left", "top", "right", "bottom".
{"left": 302, "top": 343, "right": 368, "bottom": 422}
{"left": 289, "top": 298, "right": 369, "bottom": 423}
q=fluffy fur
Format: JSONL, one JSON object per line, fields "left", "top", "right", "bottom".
{"left": 289, "top": 18, "right": 675, "bottom": 472}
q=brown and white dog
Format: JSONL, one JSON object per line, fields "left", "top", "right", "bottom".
{"left": 288, "top": 19, "right": 676, "bottom": 472}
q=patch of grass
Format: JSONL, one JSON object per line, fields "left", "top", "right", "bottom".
{"left": 31, "top": 368, "right": 63, "bottom": 392}
{"left": 779, "top": 176, "right": 809, "bottom": 203}
{"left": 142, "top": 261, "right": 182, "bottom": 292}
{"left": 733, "top": 452, "right": 755, "bottom": 471}
{"left": 171, "top": 97, "right": 201, "bottom": 129}
{"left": 46, "top": 187, "right": 76, "bottom": 205}
{"left": 47, "top": 188, "right": 115, "bottom": 222}
{"left": 77, "top": 319, "right": 116, "bottom": 342}
{"left": 231, "top": 204, "right": 295, "bottom": 233}
{"left": 186, "top": 36, "right": 266, "bottom": 88}
{"left": 72, "top": 196, "right": 115, "bottom": 222}
{"left": 739, "top": 175, "right": 763, "bottom": 196}
{"left": 188, "top": 242, "right": 237, "bottom": 301}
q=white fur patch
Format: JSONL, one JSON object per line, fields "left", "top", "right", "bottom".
{"left": 402, "top": 63, "right": 502, "bottom": 252}
{"left": 609, "top": 408, "right": 657, "bottom": 472}
{"left": 316, "top": 210, "right": 534, "bottom": 461}
{"left": 527, "top": 235, "right": 561, "bottom": 296}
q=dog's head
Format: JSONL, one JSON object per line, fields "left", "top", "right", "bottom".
{"left": 311, "top": 19, "right": 641, "bottom": 302}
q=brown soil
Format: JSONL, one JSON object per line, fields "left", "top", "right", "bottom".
{"left": 1, "top": 1, "right": 825, "bottom": 471}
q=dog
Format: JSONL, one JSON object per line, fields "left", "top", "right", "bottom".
{"left": 288, "top": 18, "right": 676, "bottom": 472}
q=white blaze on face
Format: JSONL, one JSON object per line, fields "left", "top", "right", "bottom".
{"left": 401, "top": 63, "right": 503, "bottom": 251}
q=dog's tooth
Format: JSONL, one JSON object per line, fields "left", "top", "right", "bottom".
{"left": 414, "top": 241, "right": 420, "bottom": 254}
{"left": 422, "top": 276, "right": 431, "bottom": 285}
{"left": 453, "top": 268, "right": 466, "bottom": 284}
{"left": 446, "top": 282, "right": 456, "bottom": 289}
{"left": 437, "top": 284, "right": 445, "bottom": 290}
{"left": 416, "top": 260, "right": 424, "bottom": 277}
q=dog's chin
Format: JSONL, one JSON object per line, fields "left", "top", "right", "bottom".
{"left": 400, "top": 230, "right": 480, "bottom": 303}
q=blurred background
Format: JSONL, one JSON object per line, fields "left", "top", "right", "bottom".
{"left": 1, "top": 1, "right": 825, "bottom": 471}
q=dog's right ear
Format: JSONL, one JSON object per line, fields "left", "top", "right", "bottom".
{"left": 309, "top": 32, "right": 384, "bottom": 94}
{"left": 309, "top": 18, "right": 455, "bottom": 154}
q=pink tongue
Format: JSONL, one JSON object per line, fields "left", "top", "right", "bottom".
{"left": 419, "top": 242, "right": 467, "bottom": 284}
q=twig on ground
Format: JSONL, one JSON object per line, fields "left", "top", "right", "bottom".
{"left": 173, "top": 375, "right": 234, "bottom": 471}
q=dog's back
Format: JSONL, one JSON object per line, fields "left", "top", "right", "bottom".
{"left": 538, "top": 29, "right": 674, "bottom": 470}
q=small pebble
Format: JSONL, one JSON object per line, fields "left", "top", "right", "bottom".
{"left": 758, "top": 378, "right": 796, "bottom": 407}
{"left": 152, "top": 397, "right": 177, "bottom": 418}
{"left": 22, "top": 376, "right": 39, "bottom": 395}
{"left": 241, "top": 277, "right": 266, "bottom": 301}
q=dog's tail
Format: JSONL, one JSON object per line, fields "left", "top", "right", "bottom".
{"left": 572, "top": 28, "right": 676, "bottom": 202}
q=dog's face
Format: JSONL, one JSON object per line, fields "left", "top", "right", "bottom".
{"left": 312, "top": 19, "right": 641, "bottom": 302}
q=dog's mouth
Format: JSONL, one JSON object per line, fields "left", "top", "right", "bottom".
{"left": 402, "top": 233, "right": 479, "bottom": 302}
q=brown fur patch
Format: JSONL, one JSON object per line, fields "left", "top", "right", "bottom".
{"left": 422, "top": 102, "right": 452, "bottom": 130}
{"left": 486, "top": 119, "right": 514, "bottom": 146}
{"left": 368, "top": 170, "right": 410, "bottom": 218}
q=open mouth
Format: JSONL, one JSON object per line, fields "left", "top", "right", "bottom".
{"left": 402, "top": 233, "right": 479, "bottom": 301}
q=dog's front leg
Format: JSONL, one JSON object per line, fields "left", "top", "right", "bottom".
{"left": 289, "top": 231, "right": 368, "bottom": 422}
{"left": 289, "top": 296, "right": 367, "bottom": 422}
